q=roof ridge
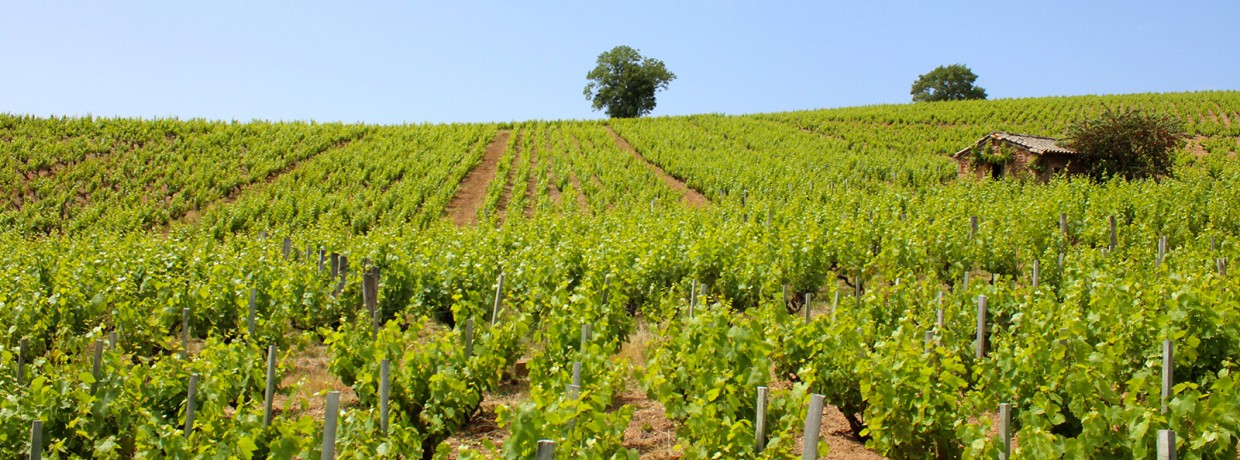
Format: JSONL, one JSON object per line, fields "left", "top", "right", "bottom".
{"left": 994, "top": 131, "right": 1061, "bottom": 140}
{"left": 953, "top": 131, "right": 1077, "bottom": 157}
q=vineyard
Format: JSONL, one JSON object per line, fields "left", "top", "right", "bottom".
{"left": 2, "top": 91, "right": 1240, "bottom": 459}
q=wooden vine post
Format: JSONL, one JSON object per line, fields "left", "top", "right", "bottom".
{"left": 1157, "top": 235, "right": 1167, "bottom": 268}
{"left": 363, "top": 266, "right": 380, "bottom": 332}
{"left": 976, "top": 295, "right": 988, "bottom": 359}
{"left": 1158, "top": 429, "right": 1176, "bottom": 460}
{"left": 91, "top": 339, "right": 103, "bottom": 394}
{"left": 181, "top": 308, "right": 191, "bottom": 360}
{"left": 999, "top": 403, "right": 1012, "bottom": 460}
{"left": 689, "top": 280, "right": 697, "bottom": 318}
{"left": 535, "top": 440, "right": 556, "bottom": 460}
{"left": 802, "top": 394, "right": 826, "bottom": 460}
{"left": 492, "top": 273, "right": 505, "bottom": 326}
{"left": 185, "top": 374, "right": 199, "bottom": 437}
{"left": 322, "top": 391, "right": 340, "bottom": 460}
{"left": 1162, "top": 339, "right": 1173, "bottom": 414}
{"left": 380, "top": 359, "right": 391, "bottom": 434}
{"left": 580, "top": 324, "right": 592, "bottom": 350}
{"left": 263, "top": 345, "right": 277, "bottom": 427}
{"left": 935, "top": 291, "right": 944, "bottom": 330}
{"left": 29, "top": 420, "right": 42, "bottom": 460}
{"left": 755, "top": 386, "right": 768, "bottom": 454}
{"left": 247, "top": 288, "right": 258, "bottom": 338}
{"left": 333, "top": 256, "right": 348, "bottom": 297}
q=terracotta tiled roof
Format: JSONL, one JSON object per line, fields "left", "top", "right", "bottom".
{"left": 953, "top": 132, "right": 1077, "bottom": 158}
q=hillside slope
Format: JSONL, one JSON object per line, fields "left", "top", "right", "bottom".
{"left": 3, "top": 91, "right": 1236, "bottom": 235}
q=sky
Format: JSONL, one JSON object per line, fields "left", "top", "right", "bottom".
{"left": 2, "top": 1, "right": 1238, "bottom": 125}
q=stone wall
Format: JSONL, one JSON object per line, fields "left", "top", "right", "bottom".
{"left": 955, "top": 139, "right": 1084, "bottom": 181}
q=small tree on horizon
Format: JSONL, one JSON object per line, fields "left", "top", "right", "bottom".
{"left": 584, "top": 46, "right": 676, "bottom": 118}
{"left": 910, "top": 64, "right": 987, "bottom": 102}
{"left": 1063, "top": 107, "right": 1185, "bottom": 181}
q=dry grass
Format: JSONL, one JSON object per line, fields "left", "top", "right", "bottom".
{"left": 246, "top": 318, "right": 888, "bottom": 459}
{"left": 442, "top": 324, "right": 540, "bottom": 458}
{"left": 617, "top": 321, "right": 657, "bottom": 369}
{"left": 271, "top": 339, "right": 357, "bottom": 420}
{"left": 618, "top": 320, "right": 681, "bottom": 459}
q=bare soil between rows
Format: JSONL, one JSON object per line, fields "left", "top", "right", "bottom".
{"left": 495, "top": 133, "right": 522, "bottom": 223}
{"left": 438, "top": 313, "right": 885, "bottom": 459}
{"left": 605, "top": 126, "right": 709, "bottom": 209}
{"left": 168, "top": 136, "right": 363, "bottom": 233}
{"left": 445, "top": 130, "right": 511, "bottom": 226}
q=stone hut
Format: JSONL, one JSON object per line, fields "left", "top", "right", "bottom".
{"left": 952, "top": 132, "right": 1082, "bottom": 181}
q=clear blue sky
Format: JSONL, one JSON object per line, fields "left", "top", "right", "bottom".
{"left": 3, "top": 1, "right": 1238, "bottom": 124}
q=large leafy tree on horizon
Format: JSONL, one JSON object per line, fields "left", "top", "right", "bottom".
{"left": 584, "top": 46, "right": 677, "bottom": 118}
{"left": 910, "top": 64, "right": 987, "bottom": 102}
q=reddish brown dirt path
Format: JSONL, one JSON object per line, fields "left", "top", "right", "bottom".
{"left": 605, "top": 126, "right": 708, "bottom": 209}
{"left": 166, "top": 136, "right": 363, "bottom": 233}
{"left": 12, "top": 137, "right": 147, "bottom": 216}
{"left": 1206, "top": 110, "right": 1223, "bottom": 127}
{"left": 567, "top": 172, "right": 589, "bottom": 212}
{"left": 565, "top": 134, "right": 590, "bottom": 212}
{"left": 496, "top": 133, "right": 521, "bottom": 223}
{"left": 442, "top": 378, "right": 528, "bottom": 457}
{"left": 445, "top": 130, "right": 511, "bottom": 226}
{"left": 1187, "top": 135, "right": 1210, "bottom": 157}
{"left": 620, "top": 386, "right": 679, "bottom": 458}
{"left": 12, "top": 139, "right": 147, "bottom": 198}
{"left": 524, "top": 143, "right": 540, "bottom": 218}
{"left": 545, "top": 155, "right": 565, "bottom": 207}
{"left": 547, "top": 174, "right": 565, "bottom": 207}
{"left": 819, "top": 405, "right": 884, "bottom": 460}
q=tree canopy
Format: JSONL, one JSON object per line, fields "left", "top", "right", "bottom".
{"left": 910, "top": 64, "right": 987, "bottom": 102}
{"left": 584, "top": 46, "right": 676, "bottom": 118}
{"left": 1063, "top": 108, "right": 1185, "bottom": 181}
